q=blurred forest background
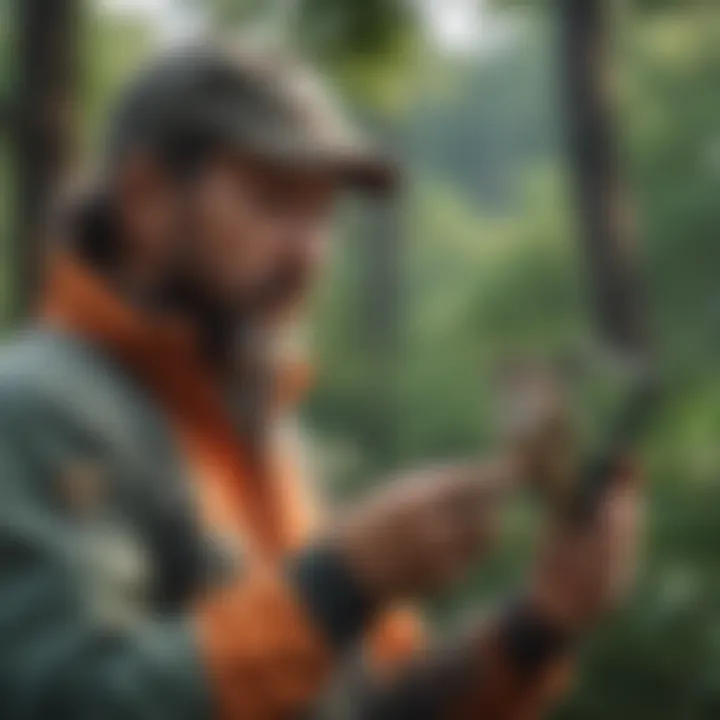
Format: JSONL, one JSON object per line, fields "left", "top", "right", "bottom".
{"left": 2, "top": 0, "right": 720, "bottom": 717}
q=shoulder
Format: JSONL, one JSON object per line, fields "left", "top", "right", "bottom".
{"left": 0, "top": 328, "right": 155, "bottom": 450}
{"left": 0, "top": 329, "right": 170, "bottom": 501}
{"left": 0, "top": 331, "right": 90, "bottom": 497}
{"left": 0, "top": 328, "right": 101, "bottom": 419}
{"left": 0, "top": 328, "right": 182, "bottom": 479}
{"left": 0, "top": 330, "right": 70, "bottom": 419}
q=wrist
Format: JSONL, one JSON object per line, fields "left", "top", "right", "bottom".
{"left": 499, "top": 598, "right": 578, "bottom": 676}
{"left": 331, "top": 515, "right": 396, "bottom": 605}
{"left": 530, "top": 578, "right": 606, "bottom": 634}
{"left": 287, "top": 540, "right": 377, "bottom": 650}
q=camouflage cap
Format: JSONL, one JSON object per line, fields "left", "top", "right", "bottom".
{"left": 105, "top": 41, "right": 397, "bottom": 194}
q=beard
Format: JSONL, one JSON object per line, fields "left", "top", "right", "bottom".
{"left": 238, "top": 260, "right": 312, "bottom": 318}
{"left": 158, "top": 200, "right": 314, "bottom": 374}
{"left": 159, "top": 249, "right": 310, "bottom": 377}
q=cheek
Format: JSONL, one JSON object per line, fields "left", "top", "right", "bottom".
{"left": 229, "top": 222, "right": 292, "bottom": 294}
{"left": 306, "top": 231, "right": 331, "bottom": 273}
{"left": 194, "top": 181, "right": 274, "bottom": 293}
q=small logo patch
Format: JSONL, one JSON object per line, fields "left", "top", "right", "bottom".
{"left": 58, "top": 459, "right": 107, "bottom": 516}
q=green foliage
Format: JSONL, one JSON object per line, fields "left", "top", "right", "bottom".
{"left": 192, "top": 0, "right": 421, "bottom": 109}
{"left": 294, "top": 0, "right": 413, "bottom": 63}
{"left": 180, "top": 0, "right": 266, "bottom": 26}
{"left": 80, "top": 6, "right": 156, "bottom": 155}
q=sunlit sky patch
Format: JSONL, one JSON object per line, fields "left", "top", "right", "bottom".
{"left": 98, "top": 0, "right": 506, "bottom": 53}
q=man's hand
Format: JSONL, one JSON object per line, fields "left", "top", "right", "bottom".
{"left": 332, "top": 459, "right": 514, "bottom": 603}
{"left": 529, "top": 462, "right": 642, "bottom": 632}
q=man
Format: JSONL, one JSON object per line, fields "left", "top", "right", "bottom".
{"left": 0, "top": 42, "right": 640, "bottom": 719}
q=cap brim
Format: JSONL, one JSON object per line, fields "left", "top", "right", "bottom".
{"left": 256, "top": 143, "right": 400, "bottom": 197}
{"left": 330, "top": 150, "right": 400, "bottom": 197}
{"left": 223, "top": 120, "right": 400, "bottom": 197}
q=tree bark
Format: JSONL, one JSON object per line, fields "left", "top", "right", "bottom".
{"left": 359, "top": 191, "right": 404, "bottom": 468}
{"left": 358, "top": 116, "right": 404, "bottom": 469}
{"left": 14, "top": 0, "right": 78, "bottom": 319}
{"left": 558, "top": 0, "right": 645, "bottom": 354}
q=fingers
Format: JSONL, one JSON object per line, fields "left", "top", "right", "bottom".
{"left": 607, "top": 455, "right": 642, "bottom": 491}
{"left": 404, "top": 459, "right": 513, "bottom": 589}
{"left": 338, "top": 457, "right": 522, "bottom": 602}
{"left": 438, "top": 458, "right": 516, "bottom": 513}
{"left": 536, "top": 464, "right": 643, "bottom": 627}
{"left": 597, "top": 470, "right": 643, "bottom": 601}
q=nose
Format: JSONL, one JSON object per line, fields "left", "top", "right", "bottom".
{"left": 293, "top": 226, "right": 328, "bottom": 270}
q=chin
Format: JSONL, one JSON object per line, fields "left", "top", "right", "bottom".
{"left": 260, "top": 292, "right": 309, "bottom": 324}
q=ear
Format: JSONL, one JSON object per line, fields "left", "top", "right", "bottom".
{"left": 114, "top": 151, "right": 177, "bottom": 267}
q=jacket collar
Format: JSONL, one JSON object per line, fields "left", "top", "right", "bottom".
{"left": 40, "top": 250, "right": 313, "bottom": 420}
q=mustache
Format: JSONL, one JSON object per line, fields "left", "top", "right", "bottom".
{"left": 244, "top": 263, "right": 312, "bottom": 313}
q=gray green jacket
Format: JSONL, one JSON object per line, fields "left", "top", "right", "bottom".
{"left": 0, "top": 328, "right": 218, "bottom": 718}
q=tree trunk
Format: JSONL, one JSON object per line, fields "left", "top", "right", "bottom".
{"left": 558, "top": 0, "right": 645, "bottom": 354}
{"left": 14, "top": 0, "right": 78, "bottom": 319}
{"left": 359, "top": 191, "right": 404, "bottom": 469}
{"left": 357, "top": 115, "right": 404, "bottom": 470}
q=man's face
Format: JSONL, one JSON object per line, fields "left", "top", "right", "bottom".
{"left": 181, "top": 153, "right": 338, "bottom": 320}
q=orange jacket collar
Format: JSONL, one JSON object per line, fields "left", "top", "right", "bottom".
{"left": 40, "top": 251, "right": 313, "bottom": 416}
